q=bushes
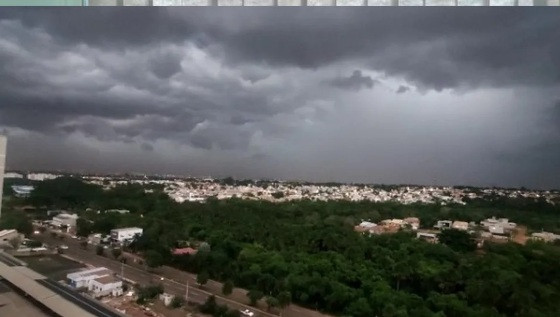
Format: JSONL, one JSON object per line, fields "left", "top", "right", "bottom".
{"left": 136, "top": 284, "right": 164, "bottom": 304}
{"left": 199, "top": 296, "right": 240, "bottom": 317}
{"left": 170, "top": 296, "right": 185, "bottom": 309}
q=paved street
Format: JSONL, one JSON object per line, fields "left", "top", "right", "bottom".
{"left": 33, "top": 229, "right": 331, "bottom": 317}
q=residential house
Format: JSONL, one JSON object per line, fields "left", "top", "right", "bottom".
{"left": 67, "top": 267, "right": 113, "bottom": 289}
{"left": 11, "top": 185, "right": 34, "bottom": 198}
{"left": 105, "top": 209, "right": 130, "bottom": 214}
{"left": 354, "top": 221, "right": 377, "bottom": 233}
{"left": 51, "top": 213, "right": 78, "bottom": 228}
{"left": 480, "top": 217, "right": 516, "bottom": 233}
{"left": 452, "top": 221, "right": 469, "bottom": 231}
{"left": 531, "top": 231, "right": 560, "bottom": 243}
{"left": 434, "top": 220, "right": 453, "bottom": 230}
{"left": 159, "top": 293, "right": 174, "bottom": 306}
{"left": 403, "top": 217, "right": 420, "bottom": 230}
{"left": 110, "top": 227, "right": 143, "bottom": 243}
{"left": 89, "top": 275, "right": 123, "bottom": 298}
{"left": 417, "top": 232, "right": 438, "bottom": 243}
{"left": 172, "top": 247, "right": 198, "bottom": 256}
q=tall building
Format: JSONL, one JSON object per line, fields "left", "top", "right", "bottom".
{"left": 0, "top": 135, "right": 5, "bottom": 219}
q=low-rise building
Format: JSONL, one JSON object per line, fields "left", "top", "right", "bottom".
{"left": 11, "top": 185, "right": 34, "bottom": 198}
{"left": 104, "top": 209, "right": 130, "bottom": 214}
{"left": 67, "top": 267, "right": 112, "bottom": 289}
{"left": 110, "top": 227, "right": 143, "bottom": 243}
{"left": 4, "top": 172, "right": 23, "bottom": 179}
{"left": 417, "top": 232, "right": 438, "bottom": 243}
{"left": 354, "top": 221, "right": 377, "bottom": 233}
{"left": 172, "top": 247, "right": 198, "bottom": 256}
{"left": 434, "top": 220, "right": 453, "bottom": 229}
{"left": 51, "top": 213, "right": 78, "bottom": 228}
{"left": 89, "top": 275, "right": 123, "bottom": 298}
{"left": 159, "top": 293, "right": 174, "bottom": 306}
{"left": 480, "top": 217, "right": 516, "bottom": 233}
{"left": 452, "top": 221, "right": 469, "bottom": 231}
{"left": 531, "top": 231, "right": 560, "bottom": 243}
{"left": 403, "top": 217, "right": 420, "bottom": 230}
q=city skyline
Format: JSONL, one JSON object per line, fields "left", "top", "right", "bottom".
{"left": 1, "top": 9, "right": 559, "bottom": 189}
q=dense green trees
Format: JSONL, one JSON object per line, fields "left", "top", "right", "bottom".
{"left": 197, "top": 271, "right": 210, "bottom": 286}
{"left": 438, "top": 229, "right": 477, "bottom": 252}
{"left": 96, "top": 245, "right": 104, "bottom": 256}
{"left": 17, "top": 177, "right": 560, "bottom": 317}
{"left": 0, "top": 209, "right": 33, "bottom": 235}
{"left": 136, "top": 284, "right": 164, "bottom": 304}
{"left": 222, "top": 280, "right": 234, "bottom": 295}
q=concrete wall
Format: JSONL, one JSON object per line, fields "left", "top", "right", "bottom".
{"left": 0, "top": 136, "right": 5, "bottom": 220}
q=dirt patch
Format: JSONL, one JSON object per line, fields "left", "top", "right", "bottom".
{"left": 512, "top": 225, "right": 528, "bottom": 245}
{"left": 16, "top": 254, "right": 85, "bottom": 281}
{"left": 103, "top": 294, "right": 209, "bottom": 317}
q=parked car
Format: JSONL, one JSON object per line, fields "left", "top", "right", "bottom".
{"left": 240, "top": 309, "right": 254, "bottom": 316}
{"left": 59, "top": 245, "right": 69, "bottom": 249}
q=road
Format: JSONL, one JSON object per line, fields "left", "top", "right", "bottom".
{"left": 33, "top": 229, "right": 331, "bottom": 317}
{"left": 37, "top": 278, "right": 122, "bottom": 317}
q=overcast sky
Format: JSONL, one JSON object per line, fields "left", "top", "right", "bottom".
{"left": 0, "top": 9, "right": 559, "bottom": 189}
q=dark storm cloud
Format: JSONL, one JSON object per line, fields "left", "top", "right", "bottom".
{"left": 329, "top": 70, "right": 377, "bottom": 91}
{"left": 141, "top": 142, "right": 154, "bottom": 152}
{"left": 1, "top": 9, "right": 560, "bottom": 188}
{"left": 0, "top": 9, "right": 197, "bottom": 48}
{"left": 396, "top": 86, "right": 410, "bottom": 94}
{"left": 149, "top": 52, "right": 183, "bottom": 79}
{"left": 1, "top": 9, "right": 559, "bottom": 91}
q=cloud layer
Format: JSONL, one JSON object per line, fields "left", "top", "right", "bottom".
{"left": 1, "top": 8, "right": 559, "bottom": 189}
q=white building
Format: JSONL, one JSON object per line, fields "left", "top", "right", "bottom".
{"left": 531, "top": 231, "right": 560, "bottom": 243}
{"left": 110, "top": 227, "right": 143, "bottom": 243}
{"left": 159, "top": 293, "right": 174, "bottom": 306}
{"left": 105, "top": 209, "right": 130, "bottom": 214}
{"left": 26, "top": 173, "right": 61, "bottom": 181}
{"left": 452, "top": 221, "right": 469, "bottom": 231}
{"left": 51, "top": 213, "right": 79, "bottom": 227}
{"left": 67, "top": 267, "right": 113, "bottom": 289}
{"left": 480, "top": 217, "right": 516, "bottom": 235}
{"left": 403, "top": 217, "right": 420, "bottom": 230}
{"left": 4, "top": 172, "right": 23, "bottom": 179}
{"left": 11, "top": 185, "right": 34, "bottom": 198}
{"left": 417, "top": 232, "right": 438, "bottom": 243}
{"left": 89, "top": 275, "right": 123, "bottom": 298}
{"left": 434, "top": 220, "right": 453, "bottom": 229}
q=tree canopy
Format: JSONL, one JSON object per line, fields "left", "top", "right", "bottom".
{"left": 14, "top": 177, "right": 560, "bottom": 317}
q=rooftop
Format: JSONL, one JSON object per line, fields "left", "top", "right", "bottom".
{"left": 93, "top": 275, "right": 120, "bottom": 285}
{"left": 67, "top": 267, "right": 111, "bottom": 280}
{"left": 110, "top": 227, "right": 142, "bottom": 232}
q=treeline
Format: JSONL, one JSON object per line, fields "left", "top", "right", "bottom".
{"left": 16, "top": 177, "right": 560, "bottom": 316}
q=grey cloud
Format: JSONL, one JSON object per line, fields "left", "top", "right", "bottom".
{"left": 149, "top": 52, "right": 183, "bottom": 79}
{"left": 329, "top": 70, "right": 377, "bottom": 91}
{"left": 2, "top": 9, "right": 560, "bottom": 189}
{"left": 141, "top": 142, "right": 154, "bottom": 152}
{"left": 396, "top": 86, "right": 410, "bottom": 94}
{"left": 2, "top": 9, "right": 559, "bottom": 91}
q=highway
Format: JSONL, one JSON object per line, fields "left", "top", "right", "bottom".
{"left": 34, "top": 229, "right": 332, "bottom": 317}
{"left": 35, "top": 231, "right": 275, "bottom": 317}
{"left": 0, "top": 252, "right": 24, "bottom": 266}
{"left": 37, "top": 279, "right": 122, "bottom": 317}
